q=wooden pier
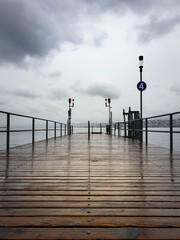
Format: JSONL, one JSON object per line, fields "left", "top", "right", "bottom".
{"left": 0, "top": 134, "right": 180, "bottom": 239}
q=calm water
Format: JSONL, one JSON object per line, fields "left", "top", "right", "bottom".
{"left": 0, "top": 127, "right": 179, "bottom": 151}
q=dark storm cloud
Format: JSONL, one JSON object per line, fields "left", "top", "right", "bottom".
{"left": 0, "top": 0, "right": 180, "bottom": 65}
{"left": 72, "top": 81, "right": 120, "bottom": 99}
{"left": 0, "top": 1, "right": 56, "bottom": 64}
{"left": 138, "top": 15, "right": 180, "bottom": 43}
{"left": 86, "top": 83, "right": 120, "bottom": 99}
{"left": 0, "top": 0, "right": 84, "bottom": 65}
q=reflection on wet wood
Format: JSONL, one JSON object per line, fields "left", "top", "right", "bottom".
{"left": 0, "top": 134, "right": 180, "bottom": 239}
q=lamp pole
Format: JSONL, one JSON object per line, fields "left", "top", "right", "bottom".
{"left": 139, "top": 56, "right": 143, "bottom": 118}
{"left": 68, "top": 98, "right": 74, "bottom": 135}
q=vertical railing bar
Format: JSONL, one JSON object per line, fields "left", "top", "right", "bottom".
{"left": 132, "top": 120, "right": 135, "bottom": 139}
{"left": 170, "top": 114, "right": 173, "bottom": 152}
{"left": 54, "top": 122, "right": 56, "bottom": 138}
{"left": 118, "top": 123, "right": 120, "bottom": 137}
{"left": 124, "top": 122, "right": 127, "bottom": 137}
{"left": 6, "top": 113, "right": 10, "bottom": 151}
{"left": 140, "top": 119, "right": 143, "bottom": 142}
{"left": 46, "top": 120, "right": 48, "bottom": 140}
{"left": 88, "top": 121, "right": 90, "bottom": 140}
{"left": 32, "top": 118, "right": 35, "bottom": 144}
{"left": 60, "top": 123, "right": 62, "bottom": 137}
{"left": 65, "top": 124, "right": 66, "bottom": 136}
{"left": 146, "top": 118, "right": 148, "bottom": 145}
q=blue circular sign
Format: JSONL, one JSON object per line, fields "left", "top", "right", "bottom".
{"left": 137, "top": 81, "right": 147, "bottom": 91}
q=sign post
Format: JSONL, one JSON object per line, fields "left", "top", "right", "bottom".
{"left": 138, "top": 56, "right": 147, "bottom": 118}
{"left": 137, "top": 56, "right": 147, "bottom": 142}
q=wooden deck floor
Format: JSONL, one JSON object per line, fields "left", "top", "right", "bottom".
{"left": 0, "top": 134, "right": 180, "bottom": 239}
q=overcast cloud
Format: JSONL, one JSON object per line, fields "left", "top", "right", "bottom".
{"left": 0, "top": 0, "right": 180, "bottom": 123}
{"left": 0, "top": 0, "right": 180, "bottom": 65}
{"left": 138, "top": 15, "right": 180, "bottom": 43}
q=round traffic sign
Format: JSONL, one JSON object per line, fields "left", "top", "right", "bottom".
{"left": 137, "top": 81, "right": 147, "bottom": 91}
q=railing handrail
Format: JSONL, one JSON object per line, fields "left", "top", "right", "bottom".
{"left": 113, "top": 110, "right": 180, "bottom": 152}
{"left": 0, "top": 110, "right": 66, "bottom": 125}
{"left": 0, "top": 110, "right": 69, "bottom": 151}
{"left": 115, "top": 111, "right": 180, "bottom": 124}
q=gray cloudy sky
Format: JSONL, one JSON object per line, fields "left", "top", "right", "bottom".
{"left": 0, "top": 0, "right": 180, "bottom": 123}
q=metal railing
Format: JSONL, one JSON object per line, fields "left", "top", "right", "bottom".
{"left": 114, "top": 111, "right": 180, "bottom": 151}
{"left": 0, "top": 110, "right": 67, "bottom": 151}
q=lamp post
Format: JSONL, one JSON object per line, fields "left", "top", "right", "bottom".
{"left": 139, "top": 56, "right": 143, "bottom": 118}
{"left": 68, "top": 98, "right": 74, "bottom": 135}
{"left": 105, "top": 98, "right": 112, "bottom": 134}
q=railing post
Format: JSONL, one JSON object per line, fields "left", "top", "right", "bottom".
{"left": 60, "top": 123, "right": 62, "bottom": 136}
{"left": 118, "top": 123, "right": 120, "bottom": 137}
{"left": 46, "top": 120, "right": 48, "bottom": 140}
{"left": 88, "top": 121, "right": 90, "bottom": 140}
{"left": 6, "top": 113, "right": 10, "bottom": 151}
{"left": 54, "top": 122, "right": 56, "bottom": 138}
{"left": 132, "top": 120, "right": 135, "bottom": 139}
{"left": 140, "top": 119, "right": 143, "bottom": 142}
{"left": 145, "top": 118, "right": 148, "bottom": 145}
{"left": 124, "top": 122, "right": 127, "bottom": 137}
{"left": 170, "top": 114, "right": 173, "bottom": 152}
{"left": 32, "top": 118, "right": 35, "bottom": 144}
{"left": 65, "top": 124, "right": 66, "bottom": 136}
{"left": 114, "top": 124, "right": 116, "bottom": 136}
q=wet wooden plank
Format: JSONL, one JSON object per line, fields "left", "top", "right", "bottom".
{"left": 1, "top": 208, "right": 180, "bottom": 216}
{"left": 0, "top": 227, "right": 180, "bottom": 239}
{"left": 1, "top": 190, "right": 180, "bottom": 196}
{"left": 0, "top": 216, "right": 180, "bottom": 227}
{"left": 1, "top": 195, "right": 180, "bottom": 201}
{"left": 1, "top": 201, "right": 180, "bottom": 208}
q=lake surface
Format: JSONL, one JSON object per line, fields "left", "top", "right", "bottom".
{"left": 0, "top": 127, "right": 179, "bottom": 151}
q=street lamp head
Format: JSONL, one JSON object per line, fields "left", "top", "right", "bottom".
{"left": 139, "top": 56, "right": 143, "bottom": 68}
